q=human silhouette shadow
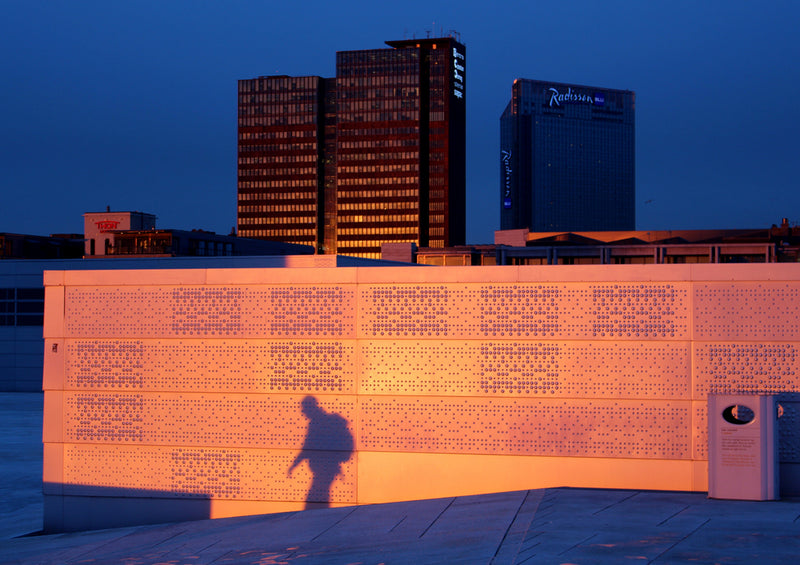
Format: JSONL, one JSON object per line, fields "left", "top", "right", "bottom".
{"left": 287, "top": 395, "right": 354, "bottom": 509}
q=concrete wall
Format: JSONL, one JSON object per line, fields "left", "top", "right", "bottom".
{"left": 42, "top": 264, "right": 800, "bottom": 531}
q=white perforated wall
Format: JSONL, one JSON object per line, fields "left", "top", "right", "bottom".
{"left": 42, "top": 264, "right": 800, "bottom": 532}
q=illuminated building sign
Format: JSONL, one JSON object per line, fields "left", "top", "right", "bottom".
{"left": 453, "top": 47, "right": 465, "bottom": 99}
{"left": 501, "top": 150, "right": 513, "bottom": 209}
{"left": 547, "top": 87, "right": 605, "bottom": 108}
{"left": 95, "top": 220, "right": 120, "bottom": 233}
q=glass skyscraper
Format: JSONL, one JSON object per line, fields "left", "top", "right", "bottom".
{"left": 238, "top": 36, "right": 466, "bottom": 258}
{"left": 500, "top": 79, "right": 635, "bottom": 232}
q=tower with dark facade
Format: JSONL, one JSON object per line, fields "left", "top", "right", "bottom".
{"left": 500, "top": 79, "right": 635, "bottom": 232}
{"left": 238, "top": 36, "right": 466, "bottom": 258}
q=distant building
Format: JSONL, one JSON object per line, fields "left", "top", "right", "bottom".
{"left": 84, "top": 210, "right": 156, "bottom": 256}
{"left": 104, "top": 229, "right": 313, "bottom": 257}
{"left": 0, "top": 233, "right": 83, "bottom": 260}
{"left": 238, "top": 35, "right": 467, "bottom": 258}
{"left": 386, "top": 220, "right": 800, "bottom": 265}
{"left": 84, "top": 210, "right": 313, "bottom": 258}
{"left": 500, "top": 79, "right": 635, "bottom": 232}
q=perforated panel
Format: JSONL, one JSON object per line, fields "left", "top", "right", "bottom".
{"left": 65, "top": 285, "right": 356, "bottom": 338}
{"left": 694, "top": 282, "right": 800, "bottom": 340}
{"left": 694, "top": 343, "right": 799, "bottom": 396}
{"left": 62, "top": 392, "right": 356, "bottom": 449}
{"left": 61, "top": 444, "right": 356, "bottom": 502}
{"left": 359, "top": 282, "right": 689, "bottom": 339}
{"left": 692, "top": 402, "right": 708, "bottom": 460}
{"left": 66, "top": 339, "right": 356, "bottom": 393}
{"left": 358, "top": 397, "right": 691, "bottom": 458}
{"left": 360, "top": 340, "right": 690, "bottom": 398}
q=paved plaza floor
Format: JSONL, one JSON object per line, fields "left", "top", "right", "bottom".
{"left": 1, "top": 393, "right": 799, "bottom": 564}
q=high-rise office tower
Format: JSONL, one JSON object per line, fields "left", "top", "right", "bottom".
{"left": 500, "top": 79, "right": 635, "bottom": 232}
{"left": 238, "top": 36, "right": 466, "bottom": 258}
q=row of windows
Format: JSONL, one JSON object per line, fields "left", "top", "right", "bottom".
{"left": 239, "top": 132, "right": 317, "bottom": 144}
{"left": 339, "top": 97, "right": 417, "bottom": 110}
{"left": 240, "top": 226, "right": 316, "bottom": 236}
{"left": 338, "top": 201, "right": 417, "bottom": 211}
{"left": 334, "top": 71, "right": 418, "bottom": 85}
{"left": 338, "top": 111, "right": 419, "bottom": 123}
{"left": 338, "top": 86, "right": 419, "bottom": 99}
{"left": 239, "top": 191, "right": 315, "bottom": 201}
{"left": 238, "top": 204, "right": 316, "bottom": 214}
{"left": 239, "top": 102, "right": 317, "bottom": 114}
{"left": 238, "top": 177, "right": 315, "bottom": 187}
{"left": 237, "top": 122, "right": 319, "bottom": 134}
{"left": 238, "top": 154, "right": 317, "bottom": 165}
{"left": 239, "top": 77, "right": 319, "bottom": 93}
{"left": 339, "top": 150, "right": 418, "bottom": 161}
{"left": 337, "top": 227, "right": 417, "bottom": 236}
{"left": 339, "top": 188, "right": 418, "bottom": 198}
{"left": 338, "top": 164, "right": 418, "bottom": 174}
{"left": 237, "top": 89, "right": 320, "bottom": 105}
{"left": 339, "top": 139, "right": 419, "bottom": 149}
{"left": 0, "top": 288, "right": 45, "bottom": 327}
{"left": 239, "top": 166, "right": 316, "bottom": 176}
{"left": 237, "top": 115, "right": 317, "bottom": 127}
{"left": 337, "top": 177, "right": 419, "bottom": 187}
{"left": 338, "top": 214, "right": 417, "bottom": 223}
{"left": 337, "top": 239, "right": 413, "bottom": 249}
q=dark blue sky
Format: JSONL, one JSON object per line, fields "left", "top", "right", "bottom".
{"left": 2, "top": 1, "right": 798, "bottom": 243}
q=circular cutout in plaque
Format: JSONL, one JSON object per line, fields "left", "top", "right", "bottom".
{"left": 722, "top": 404, "right": 755, "bottom": 425}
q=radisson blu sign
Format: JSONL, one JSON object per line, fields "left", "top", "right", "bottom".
{"left": 547, "top": 87, "right": 604, "bottom": 108}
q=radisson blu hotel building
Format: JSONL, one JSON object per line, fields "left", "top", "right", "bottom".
{"left": 500, "top": 79, "right": 635, "bottom": 232}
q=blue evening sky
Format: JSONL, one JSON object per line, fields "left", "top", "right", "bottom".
{"left": 1, "top": 0, "right": 798, "bottom": 243}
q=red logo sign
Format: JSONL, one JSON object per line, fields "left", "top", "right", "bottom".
{"left": 95, "top": 220, "right": 120, "bottom": 233}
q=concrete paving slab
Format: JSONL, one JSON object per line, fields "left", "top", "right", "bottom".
{"left": 0, "top": 393, "right": 43, "bottom": 539}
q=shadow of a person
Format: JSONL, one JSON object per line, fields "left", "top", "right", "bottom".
{"left": 287, "top": 395, "right": 354, "bottom": 509}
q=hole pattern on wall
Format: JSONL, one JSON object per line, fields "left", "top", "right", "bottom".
{"left": 693, "top": 402, "right": 708, "bottom": 460}
{"left": 359, "top": 341, "right": 690, "bottom": 398}
{"left": 66, "top": 340, "right": 356, "bottom": 392}
{"left": 62, "top": 392, "right": 356, "bottom": 449}
{"left": 171, "top": 288, "right": 243, "bottom": 335}
{"left": 67, "top": 393, "right": 145, "bottom": 442}
{"left": 359, "top": 283, "right": 688, "bottom": 339}
{"left": 588, "top": 285, "right": 683, "bottom": 338}
{"left": 61, "top": 444, "right": 356, "bottom": 501}
{"left": 71, "top": 341, "right": 145, "bottom": 388}
{"left": 261, "top": 287, "right": 353, "bottom": 337}
{"left": 358, "top": 398, "right": 691, "bottom": 459}
{"left": 479, "top": 287, "right": 561, "bottom": 337}
{"left": 694, "top": 343, "right": 798, "bottom": 396}
{"left": 362, "top": 286, "right": 453, "bottom": 337}
{"left": 65, "top": 285, "right": 355, "bottom": 338}
{"left": 694, "top": 283, "right": 800, "bottom": 340}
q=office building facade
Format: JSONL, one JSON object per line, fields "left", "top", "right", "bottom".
{"left": 500, "top": 79, "right": 635, "bottom": 232}
{"left": 238, "top": 36, "right": 466, "bottom": 258}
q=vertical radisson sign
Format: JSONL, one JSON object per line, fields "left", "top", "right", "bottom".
{"left": 453, "top": 47, "right": 465, "bottom": 99}
{"left": 501, "top": 150, "right": 513, "bottom": 209}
